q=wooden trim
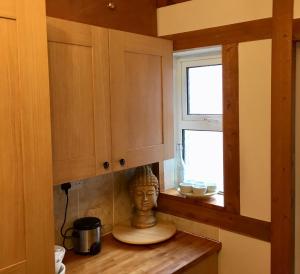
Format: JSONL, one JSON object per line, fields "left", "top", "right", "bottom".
{"left": 156, "top": 0, "right": 191, "bottom": 8}
{"left": 161, "top": 18, "right": 272, "bottom": 51}
{"left": 276, "top": 18, "right": 300, "bottom": 41}
{"left": 271, "top": 0, "right": 294, "bottom": 273}
{"left": 293, "top": 18, "right": 300, "bottom": 40}
{"left": 46, "top": 0, "right": 157, "bottom": 36}
{"left": 222, "top": 44, "right": 240, "bottom": 214}
{"left": 17, "top": 0, "right": 55, "bottom": 272}
{"left": 0, "top": 261, "right": 26, "bottom": 273}
{"left": 158, "top": 194, "right": 271, "bottom": 242}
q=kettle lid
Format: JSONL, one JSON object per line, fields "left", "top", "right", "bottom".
{"left": 73, "top": 217, "right": 101, "bottom": 230}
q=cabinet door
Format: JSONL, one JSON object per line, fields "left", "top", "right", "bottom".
{"left": 109, "top": 30, "right": 174, "bottom": 171}
{"left": 0, "top": 1, "right": 54, "bottom": 273}
{"left": 47, "top": 18, "right": 111, "bottom": 184}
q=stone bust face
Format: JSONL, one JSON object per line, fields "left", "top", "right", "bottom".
{"left": 133, "top": 185, "right": 158, "bottom": 211}
{"left": 129, "top": 165, "right": 159, "bottom": 228}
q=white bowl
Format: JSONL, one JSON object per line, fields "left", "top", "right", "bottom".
{"left": 179, "top": 183, "right": 193, "bottom": 193}
{"left": 54, "top": 245, "right": 65, "bottom": 274}
{"left": 58, "top": 263, "right": 66, "bottom": 274}
{"left": 192, "top": 185, "right": 207, "bottom": 196}
{"left": 206, "top": 182, "right": 217, "bottom": 193}
{"left": 186, "top": 180, "right": 206, "bottom": 187}
{"left": 207, "top": 185, "right": 217, "bottom": 193}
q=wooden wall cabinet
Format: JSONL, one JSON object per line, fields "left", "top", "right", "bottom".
{"left": 47, "top": 18, "right": 173, "bottom": 184}
{"left": 47, "top": 18, "right": 111, "bottom": 184}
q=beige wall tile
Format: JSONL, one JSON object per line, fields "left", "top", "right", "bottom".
{"left": 78, "top": 174, "right": 114, "bottom": 235}
{"left": 113, "top": 168, "right": 136, "bottom": 225}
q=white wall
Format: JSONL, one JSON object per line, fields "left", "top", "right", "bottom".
{"left": 157, "top": 0, "right": 272, "bottom": 36}
{"left": 295, "top": 0, "right": 300, "bottom": 18}
{"left": 239, "top": 40, "right": 271, "bottom": 222}
{"left": 218, "top": 230, "right": 270, "bottom": 274}
{"left": 158, "top": 1, "right": 272, "bottom": 273}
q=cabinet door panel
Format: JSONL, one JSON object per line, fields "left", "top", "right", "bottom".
{"left": 48, "top": 42, "right": 96, "bottom": 182}
{"left": 0, "top": 1, "right": 15, "bottom": 19}
{"left": 110, "top": 30, "right": 173, "bottom": 171}
{"left": 0, "top": 262, "right": 26, "bottom": 274}
{"left": 0, "top": 18, "right": 26, "bottom": 270}
{"left": 48, "top": 18, "right": 111, "bottom": 183}
{"left": 125, "top": 52, "right": 163, "bottom": 150}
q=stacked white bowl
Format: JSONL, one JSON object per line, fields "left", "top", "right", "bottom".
{"left": 54, "top": 245, "right": 66, "bottom": 274}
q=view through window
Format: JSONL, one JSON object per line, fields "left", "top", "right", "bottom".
{"left": 174, "top": 47, "right": 224, "bottom": 193}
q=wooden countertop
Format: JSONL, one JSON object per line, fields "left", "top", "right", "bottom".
{"left": 64, "top": 231, "right": 221, "bottom": 274}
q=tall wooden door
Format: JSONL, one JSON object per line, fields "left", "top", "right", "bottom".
{"left": 0, "top": 1, "right": 54, "bottom": 273}
{"left": 47, "top": 18, "right": 111, "bottom": 184}
{"left": 109, "top": 30, "right": 174, "bottom": 171}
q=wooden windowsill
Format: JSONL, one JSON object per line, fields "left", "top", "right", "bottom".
{"left": 157, "top": 193, "right": 271, "bottom": 242}
{"left": 63, "top": 231, "right": 221, "bottom": 274}
{"left": 162, "top": 188, "right": 224, "bottom": 209}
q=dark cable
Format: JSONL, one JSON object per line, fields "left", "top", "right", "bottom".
{"left": 60, "top": 188, "right": 73, "bottom": 251}
{"left": 60, "top": 191, "right": 69, "bottom": 239}
{"left": 62, "top": 227, "right": 73, "bottom": 251}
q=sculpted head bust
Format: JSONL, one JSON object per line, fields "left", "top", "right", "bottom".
{"left": 129, "top": 165, "right": 159, "bottom": 228}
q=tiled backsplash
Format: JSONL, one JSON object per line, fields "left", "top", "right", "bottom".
{"left": 53, "top": 167, "right": 219, "bottom": 247}
{"left": 53, "top": 168, "right": 135, "bottom": 246}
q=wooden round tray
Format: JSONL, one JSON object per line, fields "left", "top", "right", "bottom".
{"left": 112, "top": 221, "right": 176, "bottom": 245}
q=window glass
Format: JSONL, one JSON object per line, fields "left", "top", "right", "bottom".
{"left": 183, "top": 130, "right": 224, "bottom": 192}
{"left": 187, "top": 65, "right": 223, "bottom": 115}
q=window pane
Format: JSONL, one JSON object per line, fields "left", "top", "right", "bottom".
{"left": 187, "top": 65, "right": 222, "bottom": 115}
{"left": 183, "top": 130, "right": 223, "bottom": 192}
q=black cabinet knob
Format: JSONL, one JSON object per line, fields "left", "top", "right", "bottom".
{"left": 119, "top": 158, "right": 126, "bottom": 166}
{"left": 103, "top": 161, "right": 110, "bottom": 169}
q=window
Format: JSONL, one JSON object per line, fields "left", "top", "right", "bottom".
{"left": 174, "top": 47, "right": 224, "bottom": 192}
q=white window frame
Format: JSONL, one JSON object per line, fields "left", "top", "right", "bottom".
{"left": 174, "top": 49, "right": 223, "bottom": 147}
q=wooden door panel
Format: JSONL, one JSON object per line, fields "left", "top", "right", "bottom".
{"left": 110, "top": 30, "right": 173, "bottom": 171}
{"left": 47, "top": 17, "right": 91, "bottom": 46}
{"left": 126, "top": 145, "right": 164, "bottom": 169}
{"left": 0, "top": 261, "right": 26, "bottom": 274}
{"left": 47, "top": 18, "right": 111, "bottom": 183}
{"left": 48, "top": 42, "right": 96, "bottom": 182}
{"left": 0, "top": 1, "right": 55, "bottom": 273}
{"left": 0, "top": 18, "right": 26, "bottom": 270}
{"left": 0, "top": 1, "right": 16, "bottom": 19}
{"left": 125, "top": 52, "right": 163, "bottom": 150}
